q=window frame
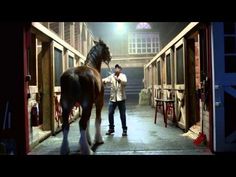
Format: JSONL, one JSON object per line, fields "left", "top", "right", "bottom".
{"left": 156, "top": 57, "right": 162, "bottom": 88}
{"left": 52, "top": 41, "right": 64, "bottom": 92}
{"left": 66, "top": 50, "right": 75, "bottom": 69}
{"left": 174, "top": 38, "right": 185, "bottom": 90}
{"left": 164, "top": 48, "right": 174, "bottom": 89}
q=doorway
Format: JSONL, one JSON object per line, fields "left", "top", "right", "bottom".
{"left": 186, "top": 32, "right": 201, "bottom": 133}
{"left": 28, "top": 34, "right": 51, "bottom": 149}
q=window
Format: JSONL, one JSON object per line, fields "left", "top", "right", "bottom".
{"left": 224, "top": 23, "right": 236, "bottom": 73}
{"left": 54, "top": 48, "right": 63, "bottom": 86}
{"left": 224, "top": 36, "right": 236, "bottom": 53}
{"left": 176, "top": 45, "right": 184, "bottom": 84}
{"left": 225, "top": 56, "right": 236, "bottom": 72}
{"left": 68, "top": 56, "right": 74, "bottom": 68}
{"left": 224, "top": 22, "right": 236, "bottom": 34}
{"left": 166, "top": 54, "right": 171, "bottom": 85}
{"left": 136, "top": 22, "right": 151, "bottom": 29}
{"left": 128, "top": 32, "right": 160, "bottom": 54}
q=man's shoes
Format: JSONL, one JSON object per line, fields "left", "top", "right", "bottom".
{"left": 106, "top": 129, "right": 114, "bottom": 135}
{"left": 122, "top": 130, "right": 127, "bottom": 136}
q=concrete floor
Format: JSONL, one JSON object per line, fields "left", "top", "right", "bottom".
{"left": 28, "top": 102, "right": 212, "bottom": 155}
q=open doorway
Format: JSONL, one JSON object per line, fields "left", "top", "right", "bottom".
{"left": 28, "top": 35, "right": 51, "bottom": 149}
{"left": 186, "top": 32, "right": 201, "bottom": 134}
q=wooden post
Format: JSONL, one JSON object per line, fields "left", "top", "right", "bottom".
{"left": 41, "top": 42, "right": 52, "bottom": 131}
{"left": 59, "top": 22, "right": 64, "bottom": 40}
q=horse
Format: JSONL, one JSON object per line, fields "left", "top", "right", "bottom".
{"left": 60, "top": 39, "right": 111, "bottom": 155}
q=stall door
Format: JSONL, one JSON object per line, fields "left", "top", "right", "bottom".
{"left": 174, "top": 38, "right": 187, "bottom": 131}
{"left": 212, "top": 22, "right": 236, "bottom": 152}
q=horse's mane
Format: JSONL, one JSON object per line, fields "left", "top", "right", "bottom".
{"left": 84, "top": 39, "right": 108, "bottom": 66}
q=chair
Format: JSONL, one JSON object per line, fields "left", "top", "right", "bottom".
{"left": 154, "top": 89, "right": 176, "bottom": 127}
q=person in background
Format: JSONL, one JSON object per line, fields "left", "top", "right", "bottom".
{"left": 102, "top": 64, "right": 128, "bottom": 136}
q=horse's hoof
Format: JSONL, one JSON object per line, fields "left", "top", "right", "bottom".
{"left": 60, "top": 143, "right": 70, "bottom": 155}
{"left": 94, "top": 136, "right": 104, "bottom": 145}
{"left": 60, "top": 148, "right": 70, "bottom": 155}
{"left": 80, "top": 149, "right": 94, "bottom": 155}
{"left": 89, "top": 150, "right": 94, "bottom": 155}
{"left": 91, "top": 141, "right": 104, "bottom": 152}
{"left": 94, "top": 141, "right": 104, "bottom": 145}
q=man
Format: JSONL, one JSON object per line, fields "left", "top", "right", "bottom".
{"left": 102, "top": 64, "right": 128, "bottom": 136}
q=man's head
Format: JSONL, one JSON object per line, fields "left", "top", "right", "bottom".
{"left": 115, "top": 64, "right": 122, "bottom": 75}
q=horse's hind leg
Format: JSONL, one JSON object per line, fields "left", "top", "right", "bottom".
{"left": 79, "top": 105, "right": 93, "bottom": 155}
{"left": 86, "top": 118, "right": 92, "bottom": 146}
{"left": 94, "top": 101, "right": 104, "bottom": 145}
{"left": 60, "top": 99, "right": 74, "bottom": 155}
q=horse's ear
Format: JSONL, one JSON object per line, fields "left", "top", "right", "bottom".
{"left": 93, "top": 40, "right": 98, "bottom": 45}
{"left": 98, "top": 39, "right": 104, "bottom": 44}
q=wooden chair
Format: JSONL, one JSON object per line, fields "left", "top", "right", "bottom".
{"left": 154, "top": 89, "right": 176, "bottom": 127}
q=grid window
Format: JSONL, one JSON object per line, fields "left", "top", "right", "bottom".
{"left": 128, "top": 32, "right": 160, "bottom": 54}
{"left": 166, "top": 54, "right": 171, "bottom": 85}
{"left": 176, "top": 45, "right": 184, "bottom": 84}
{"left": 54, "top": 48, "right": 63, "bottom": 86}
{"left": 68, "top": 56, "right": 74, "bottom": 68}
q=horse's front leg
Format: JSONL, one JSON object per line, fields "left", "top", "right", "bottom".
{"left": 79, "top": 105, "right": 93, "bottom": 155}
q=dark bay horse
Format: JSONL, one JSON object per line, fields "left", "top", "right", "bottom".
{"left": 60, "top": 40, "right": 111, "bottom": 155}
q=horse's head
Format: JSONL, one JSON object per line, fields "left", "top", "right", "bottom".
{"left": 94, "top": 39, "right": 112, "bottom": 65}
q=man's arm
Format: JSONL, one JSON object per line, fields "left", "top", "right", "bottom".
{"left": 102, "top": 75, "right": 112, "bottom": 84}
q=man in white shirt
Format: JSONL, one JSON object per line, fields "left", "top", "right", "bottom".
{"left": 102, "top": 64, "right": 128, "bottom": 136}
